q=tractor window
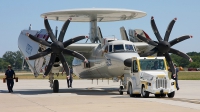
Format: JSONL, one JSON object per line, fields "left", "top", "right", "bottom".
{"left": 139, "top": 59, "right": 166, "bottom": 70}
{"left": 132, "top": 60, "right": 138, "bottom": 73}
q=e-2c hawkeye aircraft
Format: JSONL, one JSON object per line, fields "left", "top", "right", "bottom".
{"left": 18, "top": 8, "right": 193, "bottom": 98}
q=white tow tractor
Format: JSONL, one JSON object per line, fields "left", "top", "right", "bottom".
{"left": 119, "top": 57, "right": 176, "bottom": 98}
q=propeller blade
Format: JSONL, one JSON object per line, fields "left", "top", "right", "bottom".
{"left": 27, "top": 48, "right": 52, "bottom": 60}
{"left": 58, "top": 18, "right": 71, "bottom": 42}
{"left": 140, "top": 48, "right": 158, "bottom": 57}
{"left": 136, "top": 33, "right": 158, "bottom": 46}
{"left": 164, "top": 53, "right": 175, "bottom": 75}
{"left": 63, "top": 49, "right": 88, "bottom": 62}
{"left": 151, "top": 16, "right": 163, "bottom": 42}
{"left": 63, "top": 35, "right": 88, "bottom": 47}
{"left": 59, "top": 53, "right": 70, "bottom": 75}
{"left": 44, "top": 53, "right": 56, "bottom": 76}
{"left": 44, "top": 16, "right": 57, "bottom": 42}
{"left": 169, "top": 35, "right": 192, "bottom": 46}
{"left": 169, "top": 48, "right": 193, "bottom": 62}
{"left": 164, "top": 18, "right": 177, "bottom": 41}
{"left": 26, "top": 33, "right": 51, "bottom": 47}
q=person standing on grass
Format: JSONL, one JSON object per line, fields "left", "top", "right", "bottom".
{"left": 5, "top": 65, "right": 15, "bottom": 93}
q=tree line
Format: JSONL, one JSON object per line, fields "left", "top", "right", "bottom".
{"left": 0, "top": 51, "right": 200, "bottom": 71}
{"left": 171, "top": 52, "right": 200, "bottom": 68}
{"left": 0, "top": 50, "right": 74, "bottom": 71}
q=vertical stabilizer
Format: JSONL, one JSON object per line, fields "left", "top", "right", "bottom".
{"left": 120, "top": 27, "right": 129, "bottom": 41}
{"left": 97, "top": 26, "right": 103, "bottom": 43}
{"left": 18, "top": 29, "right": 50, "bottom": 77}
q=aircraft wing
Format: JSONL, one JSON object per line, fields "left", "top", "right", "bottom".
{"left": 66, "top": 43, "right": 99, "bottom": 53}
{"left": 133, "top": 42, "right": 150, "bottom": 53}
{"left": 66, "top": 42, "right": 150, "bottom": 54}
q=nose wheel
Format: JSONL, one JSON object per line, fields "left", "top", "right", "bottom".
{"left": 53, "top": 80, "right": 59, "bottom": 93}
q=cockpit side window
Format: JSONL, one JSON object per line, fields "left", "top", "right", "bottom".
{"left": 113, "top": 44, "right": 124, "bottom": 52}
{"left": 109, "top": 45, "right": 112, "bottom": 52}
{"left": 125, "top": 44, "right": 134, "bottom": 51}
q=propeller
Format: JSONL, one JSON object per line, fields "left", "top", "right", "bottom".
{"left": 136, "top": 17, "right": 193, "bottom": 75}
{"left": 26, "top": 17, "right": 88, "bottom": 76}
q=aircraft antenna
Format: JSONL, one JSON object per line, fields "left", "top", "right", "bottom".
{"left": 55, "top": 26, "right": 58, "bottom": 38}
{"left": 29, "top": 24, "right": 31, "bottom": 30}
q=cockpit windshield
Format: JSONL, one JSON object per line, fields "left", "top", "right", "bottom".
{"left": 139, "top": 59, "right": 166, "bottom": 70}
{"left": 125, "top": 44, "right": 135, "bottom": 51}
{"left": 113, "top": 44, "right": 135, "bottom": 52}
{"left": 113, "top": 44, "right": 124, "bottom": 52}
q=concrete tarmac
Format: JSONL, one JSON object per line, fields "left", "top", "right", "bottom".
{"left": 0, "top": 79, "right": 200, "bottom": 112}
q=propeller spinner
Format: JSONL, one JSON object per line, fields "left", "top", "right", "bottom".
{"left": 26, "top": 17, "right": 88, "bottom": 76}
{"left": 136, "top": 17, "right": 193, "bottom": 75}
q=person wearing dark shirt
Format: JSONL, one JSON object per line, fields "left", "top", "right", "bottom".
{"left": 151, "top": 61, "right": 159, "bottom": 70}
{"left": 171, "top": 64, "right": 180, "bottom": 90}
{"left": 5, "top": 65, "right": 15, "bottom": 93}
{"left": 67, "top": 67, "right": 73, "bottom": 88}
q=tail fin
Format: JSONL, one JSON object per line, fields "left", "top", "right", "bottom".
{"left": 129, "top": 29, "right": 151, "bottom": 42}
{"left": 97, "top": 26, "right": 103, "bottom": 43}
{"left": 120, "top": 27, "right": 129, "bottom": 41}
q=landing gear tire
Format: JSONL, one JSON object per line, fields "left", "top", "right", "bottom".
{"left": 53, "top": 80, "right": 59, "bottom": 93}
{"left": 141, "top": 85, "right": 149, "bottom": 98}
{"left": 161, "top": 94, "right": 166, "bottom": 97}
{"left": 135, "top": 94, "right": 141, "bottom": 97}
{"left": 155, "top": 94, "right": 161, "bottom": 97}
{"left": 129, "top": 84, "right": 134, "bottom": 97}
{"left": 167, "top": 91, "right": 175, "bottom": 98}
{"left": 127, "top": 91, "right": 130, "bottom": 94}
{"left": 119, "top": 86, "right": 123, "bottom": 95}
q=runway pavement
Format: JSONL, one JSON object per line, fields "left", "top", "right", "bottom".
{"left": 0, "top": 79, "right": 200, "bottom": 112}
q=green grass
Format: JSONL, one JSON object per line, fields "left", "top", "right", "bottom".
{"left": 168, "top": 71, "right": 200, "bottom": 80}
{"left": 1, "top": 72, "right": 200, "bottom": 80}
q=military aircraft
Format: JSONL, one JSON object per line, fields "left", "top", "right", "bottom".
{"left": 18, "top": 8, "right": 193, "bottom": 94}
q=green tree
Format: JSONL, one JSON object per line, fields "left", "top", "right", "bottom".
{"left": 0, "top": 58, "right": 10, "bottom": 71}
{"left": 170, "top": 52, "right": 200, "bottom": 68}
{"left": 2, "top": 51, "right": 23, "bottom": 69}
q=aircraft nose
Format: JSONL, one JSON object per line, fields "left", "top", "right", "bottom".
{"left": 124, "top": 58, "right": 132, "bottom": 67}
